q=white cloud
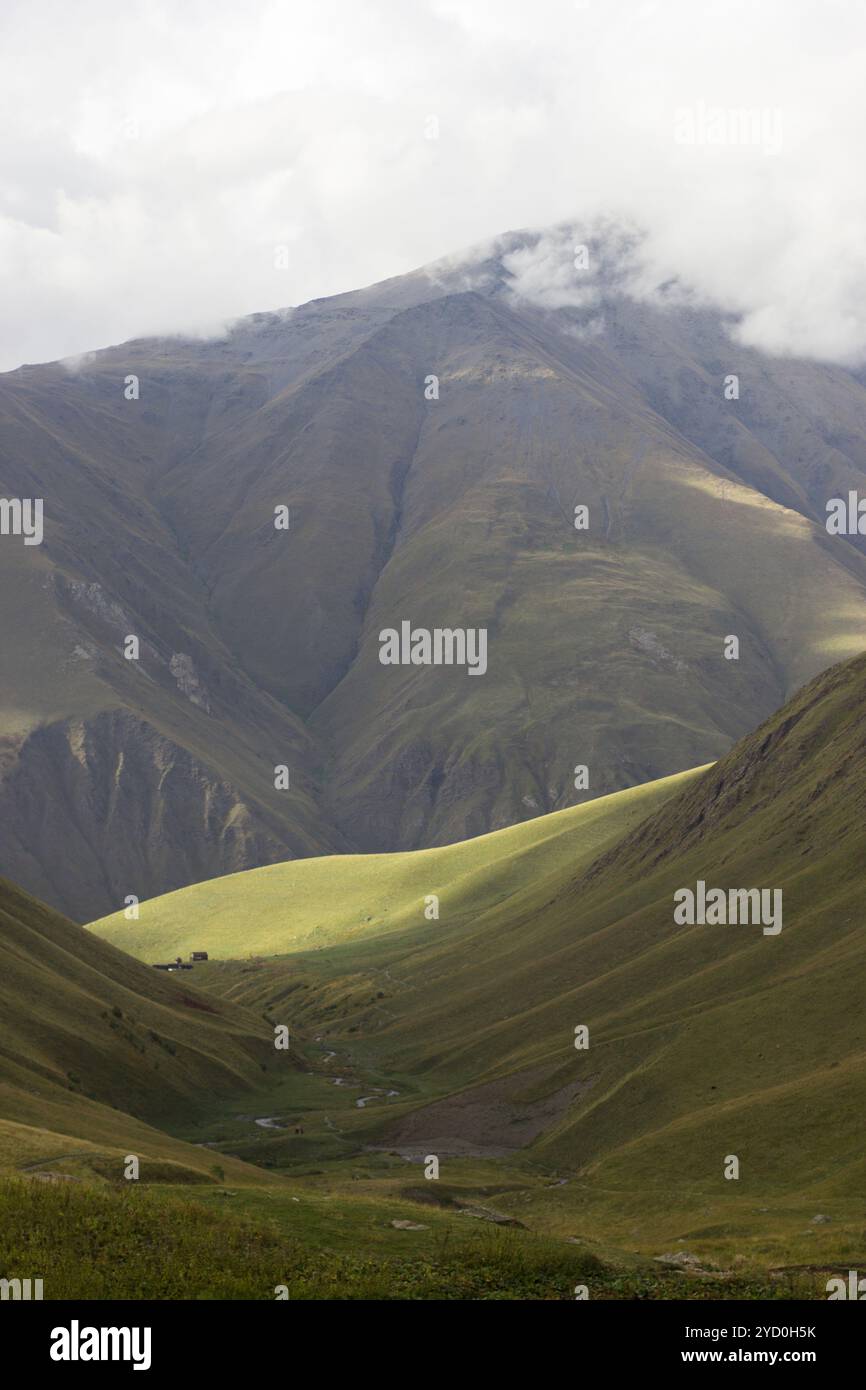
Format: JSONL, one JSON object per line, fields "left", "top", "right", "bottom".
{"left": 0, "top": 0, "right": 865, "bottom": 369}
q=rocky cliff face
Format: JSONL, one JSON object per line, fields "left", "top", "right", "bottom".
{"left": 0, "top": 712, "right": 301, "bottom": 922}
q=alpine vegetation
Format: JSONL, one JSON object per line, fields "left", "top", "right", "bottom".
{"left": 378, "top": 621, "right": 488, "bottom": 675}
{"left": 673, "top": 882, "right": 783, "bottom": 935}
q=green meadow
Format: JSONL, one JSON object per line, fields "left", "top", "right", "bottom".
{"left": 4, "top": 652, "right": 866, "bottom": 1298}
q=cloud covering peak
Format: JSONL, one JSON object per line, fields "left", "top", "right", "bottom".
{"left": 1, "top": 0, "right": 865, "bottom": 369}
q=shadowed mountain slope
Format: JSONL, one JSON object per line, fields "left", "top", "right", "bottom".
{"left": 4, "top": 223, "right": 866, "bottom": 917}
{"left": 0, "top": 876, "right": 277, "bottom": 1180}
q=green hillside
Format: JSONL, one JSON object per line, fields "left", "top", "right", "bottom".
{"left": 91, "top": 765, "right": 703, "bottom": 962}
{"left": 84, "top": 650, "right": 861, "bottom": 1273}
{"left": 0, "top": 876, "right": 281, "bottom": 1183}
{"left": 89, "top": 650, "right": 866, "bottom": 1275}
{"left": 4, "top": 1175, "right": 808, "bottom": 1301}
{"left": 2, "top": 818, "right": 799, "bottom": 1301}
{"left": 8, "top": 651, "right": 865, "bottom": 1296}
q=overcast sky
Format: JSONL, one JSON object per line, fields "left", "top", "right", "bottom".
{"left": 1, "top": 0, "right": 864, "bottom": 371}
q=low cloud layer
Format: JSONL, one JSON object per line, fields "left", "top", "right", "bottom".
{"left": 1, "top": 0, "right": 865, "bottom": 370}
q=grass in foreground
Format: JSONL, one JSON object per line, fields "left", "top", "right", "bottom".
{"left": 0, "top": 1178, "right": 830, "bottom": 1300}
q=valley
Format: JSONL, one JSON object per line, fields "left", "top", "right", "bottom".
{"left": 3, "top": 0, "right": 865, "bottom": 1334}
{"left": 2, "top": 229, "right": 866, "bottom": 1303}
{"left": 8, "top": 643, "right": 855, "bottom": 1298}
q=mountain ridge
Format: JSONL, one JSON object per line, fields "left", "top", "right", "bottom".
{"left": 4, "top": 221, "right": 866, "bottom": 918}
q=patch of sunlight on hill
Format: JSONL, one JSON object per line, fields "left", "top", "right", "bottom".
{"left": 89, "top": 766, "right": 707, "bottom": 962}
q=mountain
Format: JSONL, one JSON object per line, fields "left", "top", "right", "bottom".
{"left": 5, "top": 221, "right": 866, "bottom": 919}
{"left": 0, "top": 875, "right": 276, "bottom": 1182}
{"left": 91, "top": 647, "right": 866, "bottom": 1259}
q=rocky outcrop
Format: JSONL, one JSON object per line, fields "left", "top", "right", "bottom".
{"left": 0, "top": 711, "right": 291, "bottom": 921}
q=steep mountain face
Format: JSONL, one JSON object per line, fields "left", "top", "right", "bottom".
{"left": 0, "top": 355, "right": 349, "bottom": 921}
{"left": 0, "top": 712, "right": 297, "bottom": 923}
{"left": 4, "top": 223, "right": 866, "bottom": 918}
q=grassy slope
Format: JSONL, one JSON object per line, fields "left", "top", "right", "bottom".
{"left": 2, "top": 1175, "right": 820, "bottom": 1300}
{"left": 0, "top": 877, "right": 284, "bottom": 1183}
{"left": 90, "top": 766, "right": 702, "bottom": 961}
{"left": 91, "top": 651, "right": 866, "bottom": 1273}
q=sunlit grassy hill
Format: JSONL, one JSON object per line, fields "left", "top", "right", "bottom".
{"left": 91, "top": 650, "right": 866, "bottom": 1255}
{"left": 90, "top": 765, "right": 702, "bottom": 962}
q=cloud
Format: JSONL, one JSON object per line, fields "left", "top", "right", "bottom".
{"left": 0, "top": 0, "right": 865, "bottom": 369}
